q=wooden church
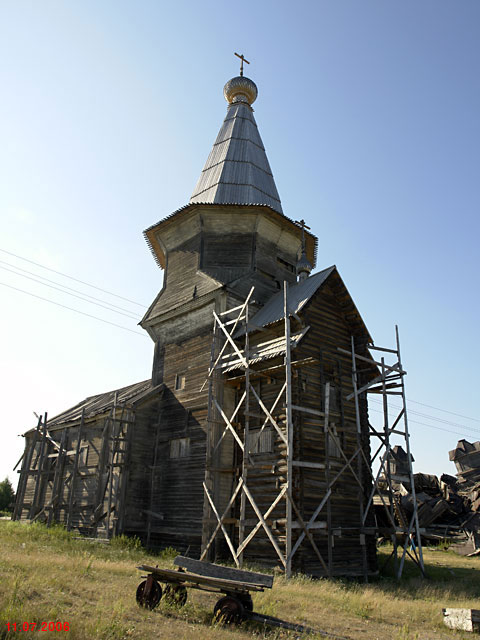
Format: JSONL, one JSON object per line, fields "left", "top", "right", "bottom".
{"left": 14, "top": 66, "right": 378, "bottom": 578}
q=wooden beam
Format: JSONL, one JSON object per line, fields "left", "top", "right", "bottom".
{"left": 174, "top": 555, "right": 273, "bottom": 589}
{"left": 66, "top": 409, "right": 84, "bottom": 531}
{"left": 13, "top": 418, "right": 41, "bottom": 520}
{"left": 29, "top": 413, "right": 48, "bottom": 519}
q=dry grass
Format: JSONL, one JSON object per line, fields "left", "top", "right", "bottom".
{"left": 1, "top": 521, "right": 480, "bottom": 640}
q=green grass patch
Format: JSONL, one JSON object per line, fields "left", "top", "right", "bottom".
{"left": 1, "top": 522, "right": 479, "bottom": 639}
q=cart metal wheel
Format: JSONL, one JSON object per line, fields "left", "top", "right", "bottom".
{"left": 164, "top": 584, "right": 188, "bottom": 607}
{"left": 213, "top": 595, "right": 245, "bottom": 625}
{"left": 237, "top": 593, "right": 253, "bottom": 611}
{"left": 136, "top": 578, "right": 162, "bottom": 610}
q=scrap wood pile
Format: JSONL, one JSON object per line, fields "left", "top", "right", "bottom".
{"left": 380, "top": 466, "right": 480, "bottom": 555}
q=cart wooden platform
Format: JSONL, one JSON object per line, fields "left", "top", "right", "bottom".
{"left": 136, "top": 555, "right": 317, "bottom": 631}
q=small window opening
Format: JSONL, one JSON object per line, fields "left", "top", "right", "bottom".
{"left": 327, "top": 425, "right": 342, "bottom": 458}
{"left": 170, "top": 437, "right": 190, "bottom": 459}
{"left": 175, "top": 373, "right": 186, "bottom": 391}
{"left": 247, "top": 428, "right": 273, "bottom": 455}
{"left": 323, "top": 383, "right": 338, "bottom": 413}
{"left": 80, "top": 444, "right": 89, "bottom": 467}
{"left": 276, "top": 256, "right": 296, "bottom": 273}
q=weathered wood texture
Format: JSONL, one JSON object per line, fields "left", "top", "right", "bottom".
{"left": 174, "top": 555, "right": 273, "bottom": 588}
{"left": 144, "top": 331, "right": 214, "bottom": 554}
{"left": 208, "top": 276, "right": 377, "bottom": 577}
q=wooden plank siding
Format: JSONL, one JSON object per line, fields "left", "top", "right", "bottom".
{"left": 213, "top": 278, "right": 377, "bottom": 576}
{"left": 144, "top": 331, "right": 214, "bottom": 555}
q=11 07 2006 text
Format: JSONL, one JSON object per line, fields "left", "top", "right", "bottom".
{"left": 5, "top": 622, "right": 70, "bottom": 632}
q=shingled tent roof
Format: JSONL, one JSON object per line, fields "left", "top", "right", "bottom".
{"left": 190, "top": 76, "right": 282, "bottom": 213}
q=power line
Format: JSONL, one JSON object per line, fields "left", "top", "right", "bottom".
{"left": 406, "top": 398, "right": 480, "bottom": 424}
{"left": 0, "top": 259, "right": 141, "bottom": 316}
{"left": 0, "top": 247, "right": 147, "bottom": 308}
{"left": 368, "top": 405, "right": 480, "bottom": 440}
{"left": 0, "top": 264, "right": 140, "bottom": 320}
{"left": 369, "top": 397, "right": 480, "bottom": 433}
{"left": 1, "top": 248, "right": 477, "bottom": 431}
{"left": 0, "top": 281, "right": 148, "bottom": 337}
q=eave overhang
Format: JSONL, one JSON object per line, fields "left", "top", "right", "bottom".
{"left": 143, "top": 202, "right": 318, "bottom": 271}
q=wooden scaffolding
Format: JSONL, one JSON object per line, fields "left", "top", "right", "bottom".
{"left": 200, "top": 284, "right": 424, "bottom": 580}
{"left": 13, "top": 398, "right": 135, "bottom": 539}
{"left": 346, "top": 327, "right": 425, "bottom": 578}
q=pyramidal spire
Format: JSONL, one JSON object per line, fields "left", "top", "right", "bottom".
{"left": 190, "top": 66, "right": 283, "bottom": 214}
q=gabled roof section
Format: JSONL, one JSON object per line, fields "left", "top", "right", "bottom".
{"left": 246, "top": 265, "right": 372, "bottom": 342}
{"left": 248, "top": 267, "right": 335, "bottom": 328}
{"left": 190, "top": 99, "right": 283, "bottom": 213}
{"left": 41, "top": 380, "right": 163, "bottom": 430}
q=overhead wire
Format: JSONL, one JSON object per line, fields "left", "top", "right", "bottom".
{"left": 0, "top": 264, "right": 140, "bottom": 320}
{"left": 0, "top": 281, "right": 148, "bottom": 337}
{"left": 0, "top": 259, "right": 143, "bottom": 316}
{"left": 368, "top": 404, "right": 480, "bottom": 439}
{"left": 1, "top": 248, "right": 477, "bottom": 431}
{"left": 0, "top": 247, "right": 147, "bottom": 307}
{"left": 403, "top": 398, "right": 480, "bottom": 424}
{"left": 369, "top": 397, "right": 480, "bottom": 433}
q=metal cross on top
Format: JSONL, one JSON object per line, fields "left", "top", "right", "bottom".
{"left": 295, "top": 218, "right": 311, "bottom": 249}
{"left": 234, "top": 52, "right": 250, "bottom": 77}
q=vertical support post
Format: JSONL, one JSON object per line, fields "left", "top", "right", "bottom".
{"left": 202, "top": 316, "right": 219, "bottom": 559}
{"left": 380, "top": 356, "right": 397, "bottom": 576}
{"left": 284, "top": 281, "right": 293, "bottom": 578}
{"left": 67, "top": 409, "right": 85, "bottom": 531}
{"left": 117, "top": 407, "right": 134, "bottom": 535}
{"left": 29, "top": 413, "right": 48, "bottom": 519}
{"left": 14, "top": 418, "right": 41, "bottom": 521}
{"left": 323, "top": 381, "right": 333, "bottom": 576}
{"left": 48, "top": 428, "right": 67, "bottom": 526}
{"left": 238, "top": 303, "right": 250, "bottom": 567}
{"left": 106, "top": 393, "right": 119, "bottom": 538}
{"left": 351, "top": 336, "right": 369, "bottom": 582}
{"left": 93, "top": 412, "right": 112, "bottom": 537}
{"left": 396, "top": 325, "right": 425, "bottom": 578}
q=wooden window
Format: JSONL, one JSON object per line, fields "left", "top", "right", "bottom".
{"left": 80, "top": 444, "right": 89, "bottom": 467}
{"left": 276, "top": 256, "right": 296, "bottom": 273}
{"left": 175, "top": 373, "right": 186, "bottom": 391}
{"left": 170, "top": 437, "right": 190, "bottom": 459}
{"left": 323, "top": 383, "right": 338, "bottom": 413}
{"left": 327, "top": 424, "right": 342, "bottom": 458}
{"left": 247, "top": 428, "right": 273, "bottom": 455}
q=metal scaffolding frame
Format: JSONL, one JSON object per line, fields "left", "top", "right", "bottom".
{"left": 200, "top": 283, "right": 424, "bottom": 580}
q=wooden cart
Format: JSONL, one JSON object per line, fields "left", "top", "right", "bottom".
{"left": 136, "top": 555, "right": 274, "bottom": 624}
{"left": 136, "top": 556, "right": 347, "bottom": 636}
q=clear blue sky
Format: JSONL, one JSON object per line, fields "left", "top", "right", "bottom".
{"left": 1, "top": 1, "right": 479, "bottom": 486}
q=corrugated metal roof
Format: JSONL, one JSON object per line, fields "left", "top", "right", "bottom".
{"left": 44, "top": 380, "right": 162, "bottom": 428}
{"left": 223, "top": 327, "right": 309, "bottom": 372}
{"left": 246, "top": 266, "right": 336, "bottom": 329}
{"left": 190, "top": 101, "right": 283, "bottom": 213}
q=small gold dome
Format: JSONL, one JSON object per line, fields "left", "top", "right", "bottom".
{"left": 223, "top": 76, "right": 258, "bottom": 105}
